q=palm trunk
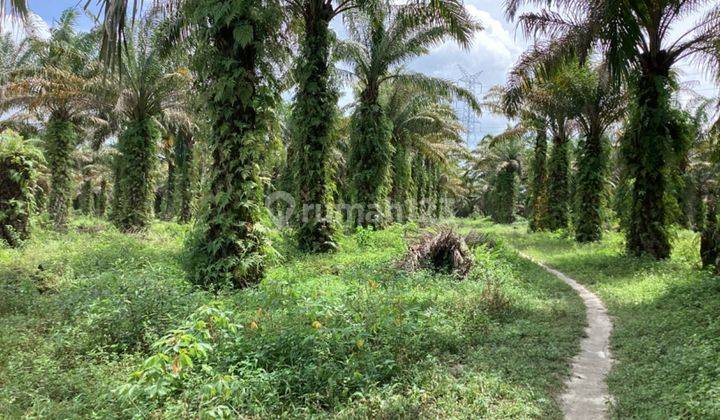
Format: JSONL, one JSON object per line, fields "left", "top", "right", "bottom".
{"left": 46, "top": 113, "right": 76, "bottom": 231}
{"left": 289, "top": 0, "right": 337, "bottom": 251}
{"left": 0, "top": 143, "right": 33, "bottom": 246}
{"left": 575, "top": 125, "right": 606, "bottom": 242}
{"left": 701, "top": 196, "right": 718, "bottom": 268}
{"left": 187, "top": 3, "right": 279, "bottom": 287}
{"left": 529, "top": 129, "right": 548, "bottom": 231}
{"left": 491, "top": 163, "right": 517, "bottom": 224}
{"left": 112, "top": 118, "right": 159, "bottom": 231}
{"left": 547, "top": 131, "right": 570, "bottom": 231}
{"left": 174, "top": 131, "right": 193, "bottom": 224}
{"left": 391, "top": 143, "right": 414, "bottom": 222}
{"left": 433, "top": 164, "right": 443, "bottom": 219}
{"left": 625, "top": 63, "right": 672, "bottom": 259}
{"left": 348, "top": 91, "right": 394, "bottom": 228}
{"left": 413, "top": 154, "right": 426, "bottom": 219}
{"left": 162, "top": 159, "right": 175, "bottom": 220}
{"left": 79, "top": 177, "right": 94, "bottom": 216}
{"left": 96, "top": 179, "right": 107, "bottom": 217}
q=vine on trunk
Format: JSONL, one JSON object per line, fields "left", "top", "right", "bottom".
{"left": 111, "top": 118, "right": 159, "bottom": 232}
{"left": 529, "top": 129, "right": 549, "bottom": 231}
{"left": 546, "top": 134, "right": 570, "bottom": 231}
{"left": 46, "top": 115, "right": 76, "bottom": 231}
{"left": 289, "top": 0, "right": 338, "bottom": 252}
{"left": 622, "top": 70, "right": 691, "bottom": 259}
{"left": 0, "top": 130, "right": 44, "bottom": 247}
{"left": 185, "top": 0, "right": 283, "bottom": 288}
{"left": 575, "top": 132, "right": 608, "bottom": 242}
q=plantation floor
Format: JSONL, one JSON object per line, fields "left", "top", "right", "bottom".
{"left": 477, "top": 219, "right": 720, "bottom": 418}
{"left": 0, "top": 217, "right": 585, "bottom": 418}
{"left": 525, "top": 255, "right": 613, "bottom": 419}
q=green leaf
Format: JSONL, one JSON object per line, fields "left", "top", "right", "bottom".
{"left": 234, "top": 25, "right": 253, "bottom": 48}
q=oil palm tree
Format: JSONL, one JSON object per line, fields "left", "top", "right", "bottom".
{"left": 6, "top": 0, "right": 285, "bottom": 287}
{"left": 110, "top": 23, "right": 193, "bottom": 232}
{"left": 507, "top": 0, "right": 720, "bottom": 257}
{"left": 173, "top": 123, "right": 195, "bottom": 223}
{"left": 502, "top": 62, "right": 580, "bottom": 231}
{"left": 0, "top": 33, "right": 37, "bottom": 137}
{"left": 286, "top": 0, "right": 476, "bottom": 250}
{"left": 0, "top": 10, "right": 109, "bottom": 231}
{"left": 485, "top": 84, "right": 549, "bottom": 231}
{"left": 337, "top": 3, "right": 480, "bottom": 227}
{"left": 473, "top": 131, "right": 525, "bottom": 223}
{"left": 173, "top": 0, "right": 287, "bottom": 288}
{"left": 384, "top": 82, "right": 467, "bottom": 222}
{"left": 569, "top": 62, "right": 626, "bottom": 242}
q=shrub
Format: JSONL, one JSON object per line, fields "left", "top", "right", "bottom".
{"left": 0, "top": 130, "right": 45, "bottom": 246}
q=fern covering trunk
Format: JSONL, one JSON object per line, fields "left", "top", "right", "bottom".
{"left": 348, "top": 100, "right": 394, "bottom": 228}
{"left": 46, "top": 115, "right": 76, "bottom": 231}
{"left": 624, "top": 68, "right": 674, "bottom": 259}
{"left": 529, "top": 129, "right": 548, "bottom": 231}
{"left": 289, "top": 0, "right": 338, "bottom": 251}
{"left": 112, "top": 118, "right": 159, "bottom": 231}
{"left": 174, "top": 131, "right": 193, "bottom": 224}
{"left": 547, "top": 134, "right": 570, "bottom": 230}
{"left": 491, "top": 162, "right": 518, "bottom": 224}
{"left": 186, "top": 0, "right": 281, "bottom": 288}
{"left": 575, "top": 129, "right": 606, "bottom": 242}
{"left": 0, "top": 131, "right": 43, "bottom": 246}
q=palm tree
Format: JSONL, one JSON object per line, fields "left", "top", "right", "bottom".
{"left": 567, "top": 62, "right": 626, "bottom": 242}
{"left": 683, "top": 95, "right": 719, "bottom": 229}
{"left": 485, "top": 84, "right": 549, "bottom": 230}
{"left": 502, "top": 62, "right": 580, "bottom": 231}
{"left": 507, "top": 0, "right": 720, "bottom": 257}
{"left": 110, "top": 23, "right": 193, "bottom": 232}
{"left": 0, "top": 10, "right": 108, "bottom": 231}
{"left": 337, "top": 3, "right": 480, "bottom": 227}
{"left": 173, "top": 124, "right": 195, "bottom": 223}
{"left": 90, "top": 0, "right": 290, "bottom": 287}
{"left": 286, "top": 0, "right": 475, "bottom": 251}
{"left": 474, "top": 130, "right": 525, "bottom": 223}
{"left": 0, "top": 33, "right": 38, "bottom": 138}
{"left": 384, "top": 82, "right": 467, "bottom": 222}
{"left": 0, "top": 129, "right": 43, "bottom": 246}
{"left": 285, "top": 0, "right": 347, "bottom": 253}
{"left": 525, "top": 116, "right": 549, "bottom": 231}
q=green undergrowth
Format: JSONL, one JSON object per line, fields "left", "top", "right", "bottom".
{"left": 1, "top": 217, "right": 583, "bottom": 418}
{"left": 480, "top": 219, "right": 720, "bottom": 418}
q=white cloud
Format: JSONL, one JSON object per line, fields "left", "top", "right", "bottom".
{"left": 407, "top": 6, "right": 525, "bottom": 141}
{"left": 410, "top": 6, "right": 522, "bottom": 81}
{"left": 334, "top": 2, "right": 718, "bottom": 142}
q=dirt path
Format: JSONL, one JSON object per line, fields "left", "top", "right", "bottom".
{"left": 521, "top": 253, "right": 613, "bottom": 419}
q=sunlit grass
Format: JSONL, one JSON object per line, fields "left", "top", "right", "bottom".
{"left": 482, "top": 219, "right": 720, "bottom": 418}
{"left": 0, "top": 217, "right": 585, "bottom": 418}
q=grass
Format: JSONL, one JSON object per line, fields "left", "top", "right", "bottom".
{"left": 0, "top": 216, "right": 584, "bottom": 418}
{"left": 479, "top": 219, "right": 720, "bottom": 419}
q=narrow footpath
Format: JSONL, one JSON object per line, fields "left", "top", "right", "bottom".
{"left": 522, "top": 253, "right": 614, "bottom": 420}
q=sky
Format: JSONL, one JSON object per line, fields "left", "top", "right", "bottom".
{"left": 7, "top": 0, "right": 720, "bottom": 145}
